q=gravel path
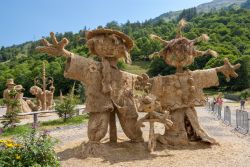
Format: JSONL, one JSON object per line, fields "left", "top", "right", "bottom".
{"left": 50, "top": 107, "right": 250, "bottom": 167}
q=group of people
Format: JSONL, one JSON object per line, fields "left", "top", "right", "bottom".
{"left": 3, "top": 79, "right": 55, "bottom": 114}
{"left": 212, "top": 93, "right": 247, "bottom": 111}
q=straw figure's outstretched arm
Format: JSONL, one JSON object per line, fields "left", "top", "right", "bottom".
{"left": 216, "top": 58, "right": 241, "bottom": 82}
{"left": 36, "top": 32, "right": 72, "bottom": 58}
{"left": 150, "top": 34, "right": 169, "bottom": 45}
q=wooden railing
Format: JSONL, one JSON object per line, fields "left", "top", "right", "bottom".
{"left": 0, "top": 106, "right": 86, "bottom": 125}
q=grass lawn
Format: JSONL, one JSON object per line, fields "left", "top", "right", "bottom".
{"left": 124, "top": 61, "right": 150, "bottom": 75}
{"left": 0, "top": 115, "right": 88, "bottom": 138}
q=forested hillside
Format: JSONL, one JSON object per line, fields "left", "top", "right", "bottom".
{"left": 151, "top": 0, "right": 247, "bottom": 23}
{"left": 0, "top": 8, "right": 249, "bottom": 97}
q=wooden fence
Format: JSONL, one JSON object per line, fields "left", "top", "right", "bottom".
{"left": 0, "top": 106, "right": 86, "bottom": 126}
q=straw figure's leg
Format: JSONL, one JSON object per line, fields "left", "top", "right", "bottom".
{"left": 116, "top": 108, "right": 144, "bottom": 142}
{"left": 157, "top": 109, "right": 189, "bottom": 145}
{"left": 81, "top": 112, "right": 110, "bottom": 157}
{"left": 185, "top": 107, "right": 217, "bottom": 144}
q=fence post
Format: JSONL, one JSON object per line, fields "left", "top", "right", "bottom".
{"left": 240, "top": 110, "right": 244, "bottom": 131}
{"left": 243, "top": 111, "right": 249, "bottom": 133}
{"left": 236, "top": 109, "right": 239, "bottom": 129}
{"left": 228, "top": 107, "right": 231, "bottom": 125}
{"left": 223, "top": 106, "right": 231, "bottom": 125}
{"left": 33, "top": 113, "right": 38, "bottom": 128}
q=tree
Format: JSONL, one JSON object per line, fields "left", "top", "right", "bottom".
{"left": 147, "top": 58, "right": 176, "bottom": 77}
{"left": 231, "top": 55, "right": 250, "bottom": 90}
{"left": 55, "top": 84, "right": 78, "bottom": 122}
{"left": 178, "top": 7, "right": 197, "bottom": 21}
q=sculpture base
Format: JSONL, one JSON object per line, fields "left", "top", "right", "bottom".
{"left": 81, "top": 141, "right": 110, "bottom": 158}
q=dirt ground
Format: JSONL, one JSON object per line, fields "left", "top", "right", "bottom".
{"left": 53, "top": 107, "right": 250, "bottom": 167}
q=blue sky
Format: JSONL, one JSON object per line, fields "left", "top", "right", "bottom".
{"left": 0, "top": 0, "right": 211, "bottom": 47}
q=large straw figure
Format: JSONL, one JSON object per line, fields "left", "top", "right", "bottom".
{"left": 36, "top": 29, "right": 143, "bottom": 154}
{"left": 149, "top": 19, "right": 241, "bottom": 145}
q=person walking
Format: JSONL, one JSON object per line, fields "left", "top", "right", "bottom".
{"left": 240, "top": 99, "right": 246, "bottom": 110}
{"left": 216, "top": 97, "right": 223, "bottom": 119}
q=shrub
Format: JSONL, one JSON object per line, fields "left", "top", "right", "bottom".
{"left": 0, "top": 128, "right": 59, "bottom": 167}
{"left": 224, "top": 94, "right": 241, "bottom": 101}
{"left": 55, "top": 84, "right": 78, "bottom": 122}
{"left": 1, "top": 89, "right": 21, "bottom": 128}
{"left": 55, "top": 96, "right": 77, "bottom": 122}
{"left": 240, "top": 89, "right": 250, "bottom": 99}
{"left": 0, "top": 99, "right": 4, "bottom": 106}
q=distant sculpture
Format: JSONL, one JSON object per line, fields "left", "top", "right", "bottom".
{"left": 148, "top": 19, "right": 241, "bottom": 145}
{"left": 3, "top": 79, "right": 16, "bottom": 113}
{"left": 36, "top": 29, "right": 143, "bottom": 151}
{"left": 27, "top": 85, "right": 55, "bottom": 111}
{"left": 136, "top": 94, "right": 173, "bottom": 152}
{"left": 14, "top": 85, "right": 32, "bottom": 113}
{"left": 3, "top": 79, "right": 32, "bottom": 114}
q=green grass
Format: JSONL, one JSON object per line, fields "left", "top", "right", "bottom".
{"left": 124, "top": 61, "right": 150, "bottom": 75}
{"left": 0, "top": 115, "right": 89, "bottom": 138}
{"left": 1, "top": 124, "right": 32, "bottom": 137}
{"left": 41, "top": 114, "right": 88, "bottom": 127}
{"left": 0, "top": 99, "right": 4, "bottom": 106}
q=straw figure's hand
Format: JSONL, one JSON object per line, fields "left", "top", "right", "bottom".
{"left": 216, "top": 58, "right": 241, "bottom": 82}
{"left": 36, "top": 32, "right": 72, "bottom": 58}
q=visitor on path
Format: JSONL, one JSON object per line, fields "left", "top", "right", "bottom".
{"left": 216, "top": 97, "right": 223, "bottom": 119}
{"left": 211, "top": 97, "right": 216, "bottom": 111}
{"left": 240, "top": 99, "right": 246, "bottom": 110}
{"left": 216, "top": 97, "right": 223, "bottom": 106}
{"left": 205, "top": 94, "right": 208, "bottom": 102}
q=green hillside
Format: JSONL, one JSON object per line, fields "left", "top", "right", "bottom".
{"left": 0, "top": 8, "right": 249, "bottom": 97}
{"left": 151, "top": 0, "right": 247, "bottom": 23}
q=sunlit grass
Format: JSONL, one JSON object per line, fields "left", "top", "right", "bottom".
{"left": 124, "top": 61, "right": 150, "bottom": 75}
{"left": 0, "top": 115, "right": 89, "bottom": 138}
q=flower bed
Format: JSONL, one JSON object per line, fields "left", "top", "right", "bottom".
{"left": 0, "top": 128, "right": 59, "bottom": 167}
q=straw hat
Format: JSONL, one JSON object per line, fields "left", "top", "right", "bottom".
{"left": 86, "top": 28, "right": 134, "bottom": 51}
{"left": 6, "top": 79, "right": 16, "bottom": 86}
{"left": 15, "top": 85, "right": 25, "bottom": 91}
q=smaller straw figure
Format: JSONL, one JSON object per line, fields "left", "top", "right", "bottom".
{"left": 136, "top": 95, "right": 173, "bottom": 152}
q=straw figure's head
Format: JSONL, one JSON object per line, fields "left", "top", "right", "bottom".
{"left": 30, "top": 86, "right": 42, "bottom": 96}
{"left": 150, "top": 19, "right": 218, "bottom": 72}
{"left": 138, "top": 95, "right": 162, "bottom": 113}
{"left": 86, "top": 28, "right": 133, "bottom": 64}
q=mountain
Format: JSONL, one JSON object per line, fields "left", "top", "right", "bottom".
{"left": 197, "top": 0, "right": 247, "bottom": 12}
{"left": 152, "top": 0, "right": 247, "bottom": 22}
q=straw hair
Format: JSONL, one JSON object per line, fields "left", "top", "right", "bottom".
{"left": 86, "top": 28, "right": 134, "bottom": 51}
{"left": 178, "top": 19, "right": 188, "bottom": 30}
